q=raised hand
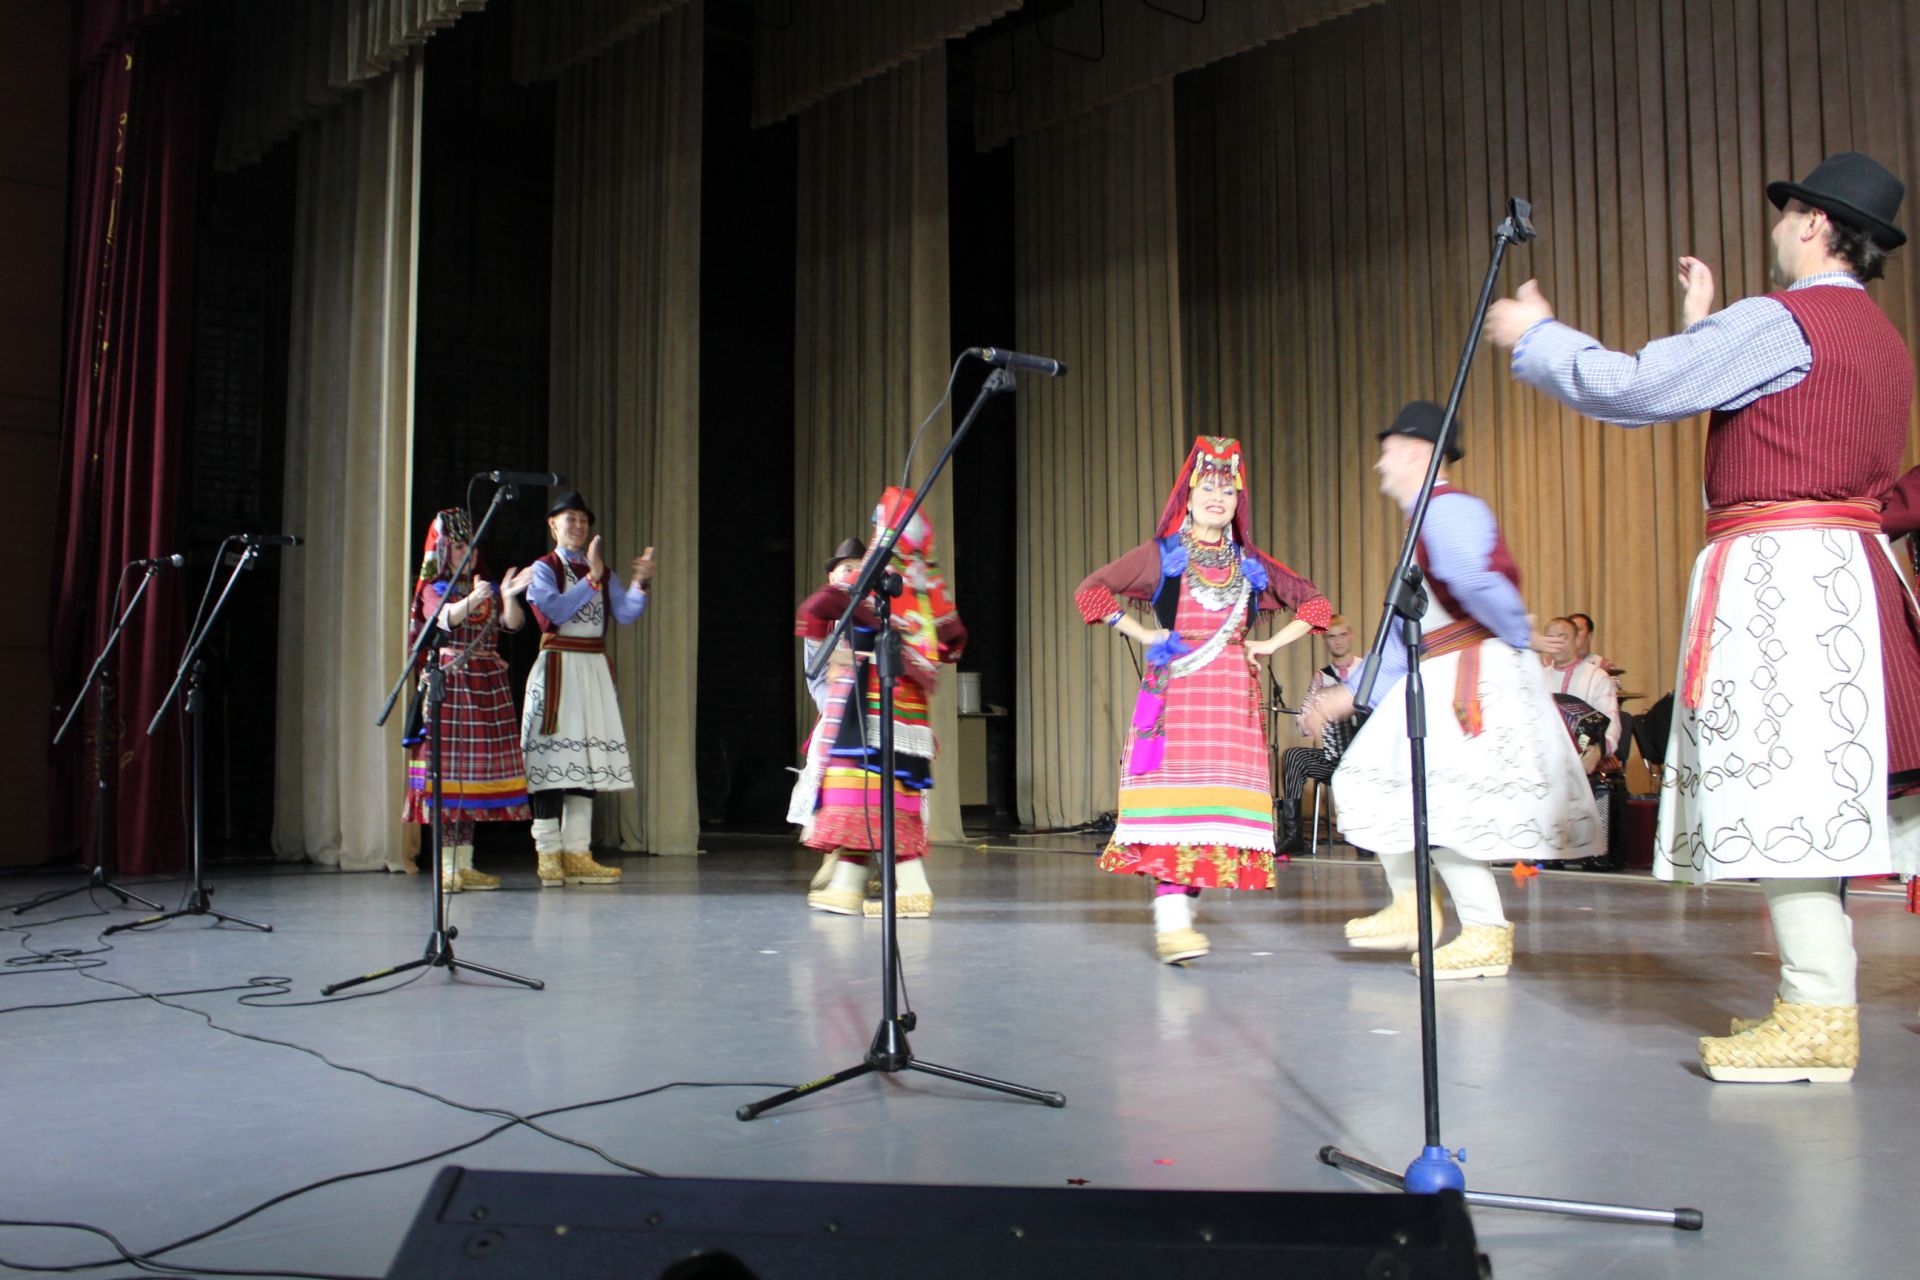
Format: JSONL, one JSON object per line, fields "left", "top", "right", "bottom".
{"left": 632, "top": 546, "right": 656, "bottom": 589}
{"left": 585, "top": 534, "right": 606, "bottom": 583}
{"left": 502, "top": 565, "right": 536, "bottom": 599}
{"left": 1677, "top": 255, "right": 1716, "bottom": 329}
{"left": 1484, "top": 278, "right": 1555, "bottom": 349}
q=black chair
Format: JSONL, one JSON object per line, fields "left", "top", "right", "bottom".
{"left": 1632, "top": 693, "right": 1673, "bottom": 770}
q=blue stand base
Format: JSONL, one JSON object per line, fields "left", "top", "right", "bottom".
{"left": 1404, "top": 1145, "right": 1467, "bottom": 1194}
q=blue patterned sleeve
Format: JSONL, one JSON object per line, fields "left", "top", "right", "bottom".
{"left": 1421, "top": 495, "right": 1532, "bottom": 648}
{"left": 606, "top": 576, "right": 649, "bottom": 625}
{"left": 1510, "top": 295, "right": 1811, "bottom": 427}
{"left": 527, "top": 560, "right": 597, "bottom": 624}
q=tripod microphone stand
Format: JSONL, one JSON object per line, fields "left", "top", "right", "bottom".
{"left": 738, "top": 362, "right": 1064, "bottom": 1121}
{"left": 324, "top": 481, "right": 542, "bottom": 995}
{"left": 1317, "top": 198, "right": 1701, "bottom": 1231}
{"left": 106, "top": 543, "right": 274, "bottom": 936}
{"left": 21, "top": 562, "right": 169, "bottom": 916}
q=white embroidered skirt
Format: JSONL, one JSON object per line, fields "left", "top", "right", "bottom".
{"left": 1334, "top": 639, "right": 1599, "bottom": 862}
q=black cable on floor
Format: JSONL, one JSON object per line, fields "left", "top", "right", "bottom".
{"left": 0, "top": 1080, "right": 790, "bottom": 1278}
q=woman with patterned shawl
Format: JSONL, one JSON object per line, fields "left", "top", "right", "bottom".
{"left": 1076, "top": 437, "right": 1332, "bottom": 963}
{"left": 791, "top": 488, "right": 965, "bottom": 919}
{"left": 401, "top": 507, "right": 533, "bottom": 891}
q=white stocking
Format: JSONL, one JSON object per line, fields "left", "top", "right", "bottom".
{"left": 1763, "top": 878, "right": 1856, "bottom": 1006}
{"left": 561, "top": 795, "right": 594, "bottom": 855}
{"left": 1433, "top": 847, "right": 1506, "bottom": 928}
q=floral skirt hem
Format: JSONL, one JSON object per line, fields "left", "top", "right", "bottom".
{"left": 1098, "top": 840, "right": 1274, "bottom": 891}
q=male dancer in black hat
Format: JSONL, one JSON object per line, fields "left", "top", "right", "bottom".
{"left": 1305, "top": 402, "right": 1598, "bottom": 979}
{"left": 521, "top": 491, "right": 656, "bottom": 887}
{"left": 1485, "top": 151, "right": 1920, "bottom": 1081}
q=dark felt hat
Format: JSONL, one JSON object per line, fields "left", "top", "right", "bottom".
{"left": 545, "top": 490, "right": 596, "bottom": 523}
{"left": 825, "top": 537, "right": 866, "bottom": 574}
{"left": 1767, "top": 151, "right": 1906, "bottom": 250}
{"left": 1377, "top": 400, "right": 1464, "bottom": 462}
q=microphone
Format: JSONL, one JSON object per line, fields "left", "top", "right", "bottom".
{"left": 971, "top": 347, "right": 1068, "bottom": 378}
{"left": 487, "top": 471, "right": 567, "bottom": 486}
{"left": 133, "top": 553, "right": 187, "bottom": 568}
{"left": 237, "top": 533, "right": 303, "bottom": 547}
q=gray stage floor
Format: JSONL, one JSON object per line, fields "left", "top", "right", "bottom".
{"left": 1, "top": 839, "right": 1916, "bottom": 1279}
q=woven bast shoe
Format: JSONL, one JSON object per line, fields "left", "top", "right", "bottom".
{"left": 561, "top": 852, "right": 621, "bottom": 885}
{"left": 1700, "top": 1003, "right": 1859, "bottom": 1083}
{"left": 1156, "top": 928, "right": 1210, "bottom": 964}
{"left": 864, "top": 894, "right": 934, "bottom": 919}
{"left": 1152, "top": 892, "right": 1209, "bottom": 964}
{"left": 1413, "top": 923, "right": 1513, "bottom": 980}
{"left": 536, "top": 854, "right": 565, "bottom": 888}
{"left": 1730, "top": 997, "right": 1786, "bottom": 1035}
{"left": 1345, "top": 891, "right": 1444, "bottom": 952}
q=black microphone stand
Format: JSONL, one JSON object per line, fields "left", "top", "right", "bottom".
{"left": 106, "top": 545, "right": 274, "bottom": 936}
{"left": 323, "top": 481, "right": 542, "bottom": 994}
{"left": 738, "top": 364, "right": 1064, "bottom": 1121}
{"left": 1317, "top": 198, "right": 1701, "bottom": 1231}
{"left": 20, "top": 564, "right": 167, "bottom": 915}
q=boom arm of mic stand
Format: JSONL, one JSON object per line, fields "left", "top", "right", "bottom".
{"left": 376, "top": 485, "right": 516, "bottom": 727}
{"left": 1352, "top": 208, "right": 1530, "bottom": 714}
{"left": 804, "top": 368, "right": 1016, "bottom": 686}
{"left": 53, "top": 562, "right": 151, "bottom": 746}
{"left": 148, "top": 546, "right": 259, "bottom": 736}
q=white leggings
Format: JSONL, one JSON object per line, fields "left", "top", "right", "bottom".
{"left": 1378, "top": 846, "right": 1507, "bottom": 929}
{"left": 1763, "top": 878, "right": 1855, "bottom": 1006}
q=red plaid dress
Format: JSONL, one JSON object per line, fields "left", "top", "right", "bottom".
{"left": 1095, "top": 576, "right": 1279, "bottom": 889}
{"left": 403, "top": 581, "right": 531, "bottom": 822}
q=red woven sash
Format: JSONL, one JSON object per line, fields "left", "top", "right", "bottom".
{"left": 1681, "top": 499, "right": 1882, "bottom": 709}
{"left": 536, "top": 635, "right": 611, "bottom": 735}
{"left": 1422, "top": 618, "right": 1495, "bottom": 737}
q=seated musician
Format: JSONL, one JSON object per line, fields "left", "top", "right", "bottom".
{"left": 1276, "top": 615, "right": 1362, "bottom": 855}
{"left": 1539, "top": 616, "right": 1620, "bottom": 762}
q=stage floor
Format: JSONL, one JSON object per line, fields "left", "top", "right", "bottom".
{"left": 1, "top": 839, "right": 1915, "bottom": 1279}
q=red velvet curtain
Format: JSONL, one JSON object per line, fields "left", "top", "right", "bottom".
{"left": 50, "top": 2, "right": 202, "bottom": 873}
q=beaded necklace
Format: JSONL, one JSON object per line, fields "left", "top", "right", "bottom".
{"left": 1182, "top": 528, "right": 1243, "bottom": 612}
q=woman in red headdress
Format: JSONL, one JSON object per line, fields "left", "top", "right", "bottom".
{"left": 401, "top": 507, "right": 535, "bottom": 890}
{"left": 1076, "top": 438, "right": 1332, "bottom": 962}
{"left": 791, "top": 488, "right": 965, "bottom": 918}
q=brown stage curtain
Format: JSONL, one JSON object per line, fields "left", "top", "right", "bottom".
{"left": 751, "top": 0, "right": 1016, "bottom": 128}
{"left": 790, "top": 50, "right": 964, "bottom": 842}
{"left": 974, "top": 0, "right": 1379, "bottom": 151}
{"left": 510, "top": 0, "right": 691, "bottom": 83}
{"left": 218, "top": 0, "right": 484, "bottom": 169}
{"left": 1013, "top": 85, "right": 1191, "bottom": 830}
{"left": 1176, "top": 0, "right": 1920, "bottom": 757}
{"left": 547, "top": 3, "right": 704, "bottom": 855}
{"left": 273, "top": 56, "right": 424, "bottom": 871}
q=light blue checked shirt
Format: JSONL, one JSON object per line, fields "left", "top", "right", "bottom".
{"left": 1347, "top": 491, "right": 1533, "bottom": 698}
{"left": 1510, "top": 272, "right": 1864, "bottom": 427}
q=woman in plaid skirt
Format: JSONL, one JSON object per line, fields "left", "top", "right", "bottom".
{"left": 1076, "top": 437, "right": 1331, "bottom": 964}
{"left": 793, "top": 489, "right": 965, "bottom": 919}
{"left": 401, "top": 507, "right": 533, "bottom": 891}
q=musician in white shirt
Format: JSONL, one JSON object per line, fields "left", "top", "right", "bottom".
{"left": 1540, "top": 616, "right": 1621, "bottom": 756}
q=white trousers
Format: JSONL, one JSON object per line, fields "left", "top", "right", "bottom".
{"left": 1379, "top": 846, "right": 1507, "bottom": 928}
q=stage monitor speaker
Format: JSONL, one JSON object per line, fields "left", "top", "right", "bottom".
{"left": 386, "top": 1166, "right": 1487, "bottom": 1279}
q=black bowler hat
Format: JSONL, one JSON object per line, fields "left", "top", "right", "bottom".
{"left": 1767, "top": 152, "right": 1906, "bottom": 250}
{"left": 545, "top": 490, "right": 596, "bottom": 523}
{"left": 824, "top": 537, "right": 866, "bottom": 574}
{"left": 1377, "top": 400, "right": 1464, "bottom": 462}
